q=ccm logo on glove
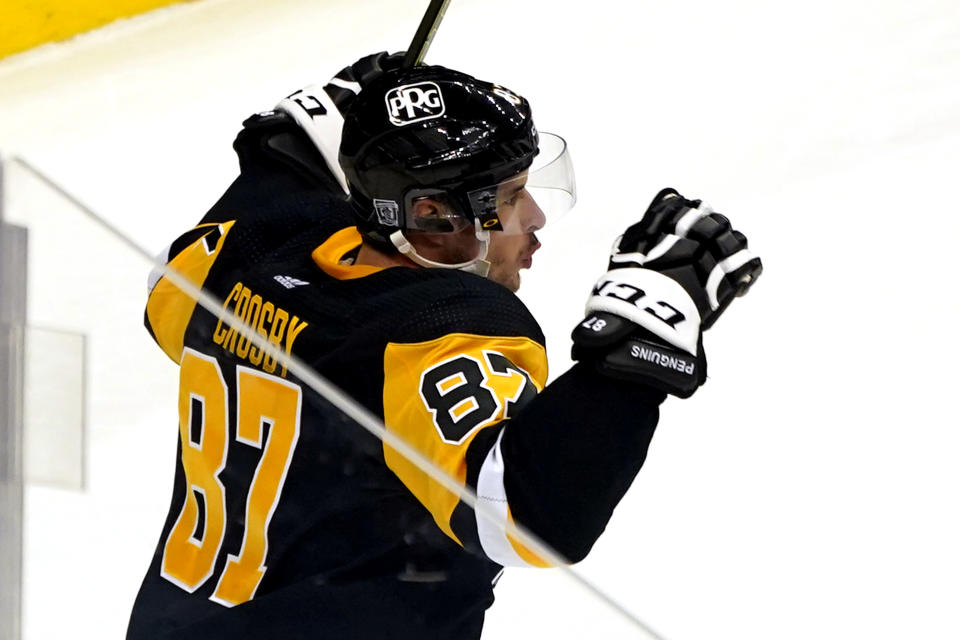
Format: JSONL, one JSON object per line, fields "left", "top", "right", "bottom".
{"left": 592, "top": 279, "right": 687, "bottom": 329}
{"left": 586, "top": 267, "right": 701, "bottom": 356}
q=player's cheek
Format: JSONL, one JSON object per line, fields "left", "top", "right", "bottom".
{"left": 499, "top": 206, "right": 524, "bottom": 235}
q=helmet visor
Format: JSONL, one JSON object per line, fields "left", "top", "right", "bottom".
{"left": 401, "top": 132, "right": 576, "bottom": 235}
{"left": 466, "top": 132, "right": 576, "bottom": 235}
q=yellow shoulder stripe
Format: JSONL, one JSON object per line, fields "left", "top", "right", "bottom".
{"left": 382, "top": 333, "right": 547, "bottom": 544}
{"left": 146, "top": 221, "right": 235, "bottom": 363}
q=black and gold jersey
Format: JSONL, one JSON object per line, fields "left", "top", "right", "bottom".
{"left": 128, "top": 113, "right": 664, "bottom": 640}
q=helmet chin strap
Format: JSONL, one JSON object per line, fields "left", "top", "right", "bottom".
{"left": 389, "top": 220, "right": 492, "bottom": 278}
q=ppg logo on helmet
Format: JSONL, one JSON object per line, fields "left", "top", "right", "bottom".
{"left": 385, "top": 82, "right": 445, "bottom": 126}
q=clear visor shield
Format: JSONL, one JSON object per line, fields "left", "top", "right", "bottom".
{"left": 403, "top": 132, "right": 576, "bottom": 236}
{"left": 468, "top": 132, "right": 576, "bottom": 235}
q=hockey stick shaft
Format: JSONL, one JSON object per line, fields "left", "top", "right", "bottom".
{"left": 402, "top": 0, "right": 452, "bottom": 68}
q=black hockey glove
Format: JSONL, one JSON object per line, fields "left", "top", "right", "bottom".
{"left": 275, "top": 52, "right": 406, "bottom": 195}
{"left": 571, "top": 188, "right": 762, "bottom": 398}
{"left": 322, "top": 51, "right": 406, "bottom": 113}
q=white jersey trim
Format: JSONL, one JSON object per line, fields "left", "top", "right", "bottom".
{"left": 475, "top": 429, "right": 537, "bottom": 568}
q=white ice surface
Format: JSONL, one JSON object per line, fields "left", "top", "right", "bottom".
{"left": 1, "top": 0, "right": 959, "bottom": 638}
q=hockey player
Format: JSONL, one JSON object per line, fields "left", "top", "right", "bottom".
{"left": 128, "top": 53, "right": 761, "bottom": 639}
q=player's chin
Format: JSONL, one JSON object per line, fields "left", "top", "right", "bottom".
{"left": 490, "top": 268, "right": 522, "bottom": 292}
{"left": 510, "top": 259, "right": 533, "bottom": 291}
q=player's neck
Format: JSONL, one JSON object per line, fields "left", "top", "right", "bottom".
{"left": 356, "top": 242, "right": 417, "bottom": 269}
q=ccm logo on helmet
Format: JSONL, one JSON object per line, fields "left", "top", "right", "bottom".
{"left": 386, "top": 82, "right": 445, "bottom": 126}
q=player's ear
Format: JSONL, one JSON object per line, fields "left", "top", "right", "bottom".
{"left": 409, "top": 197, "right": 466, "bottom": 234}
{"left": 410, "top": 197, "right": 445, "bottom": 222}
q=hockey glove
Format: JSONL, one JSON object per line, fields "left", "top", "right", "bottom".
{"left": 321, "top": 51, "right": 406, "bottom": 113}
{"left": 571, "top": 188, "right": 762, "bottom": 398}
{"left": 276, "top": 52, "right": 405, "bottom": 195}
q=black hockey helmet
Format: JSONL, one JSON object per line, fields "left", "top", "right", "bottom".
{"left": 339, "top": 64, "right": 573, "bottom": 249}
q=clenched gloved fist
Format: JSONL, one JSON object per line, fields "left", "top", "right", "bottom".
{"left": 322, "top": 51, "right": 406, "bottom": 113}
{"left": 571, "top": 188, "right": 762, "bottom": 398}
{"left": 275, "top": 52, "right": 406, "bottom": 195}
